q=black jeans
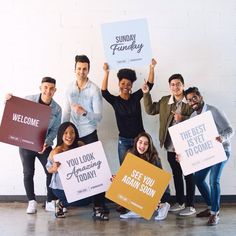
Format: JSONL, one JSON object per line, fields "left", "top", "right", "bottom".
{"left": 167, "top": 151, "right": 195, "bottom": 207}
{"left": 19, "top": 146, "right": 55, "bottom": 202}
{"left": 78, "top": 130, "right": 106, "bottom": 208}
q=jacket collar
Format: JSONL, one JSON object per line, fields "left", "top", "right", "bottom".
{"left": 168, "top": 95, "right": 187, "bottom": 105}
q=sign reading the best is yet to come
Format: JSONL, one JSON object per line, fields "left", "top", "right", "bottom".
{"left": 54, "top": 141, "right": 112, "bottom": 203}
{"left": 106, "top": 153, "right": 171, "bottom": 220}
{"left": 0, "top": 96, "right": 51, "bottom": 152}
{"left": 168, "top": 111, "right": 227, "bottom": 176}
{"left": 101, "top": 18, "right": 152, "bottom": 69}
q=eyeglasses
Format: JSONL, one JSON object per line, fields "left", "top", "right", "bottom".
{"left": 186, "top": 95, "right": 199, "bottom": 103}
{"left": 170, "top": 82, "right": 183, "bottom": 87}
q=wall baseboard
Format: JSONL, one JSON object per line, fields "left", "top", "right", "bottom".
{"left": 0, "top": 195, "right": 235, "bottom": 203}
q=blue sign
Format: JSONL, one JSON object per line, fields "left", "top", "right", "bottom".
{"left": 101, "top": 18, "right": 152, "bottom": 69}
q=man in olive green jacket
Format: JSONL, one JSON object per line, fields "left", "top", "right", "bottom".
{"left": 142, "top": 74, "right": 195, "bottom": 216}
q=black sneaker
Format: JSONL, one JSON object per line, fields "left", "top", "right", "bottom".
{"left": 93, "top": 207, "right": 109, "bottom": 221}
{"left": 55, "top": 200, "right": 65, "bottom": 218}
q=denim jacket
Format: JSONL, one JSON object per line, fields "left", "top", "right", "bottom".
{"left": 25, "top": 94, "right": 62, "bottom": 146}
{"left": 62, "top": 80, "right": 102, "bottom": 137}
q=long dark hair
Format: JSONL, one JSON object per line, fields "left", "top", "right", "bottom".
{"left": 128, "top": 132, "right": 162, "bottom": 167}
{"left": 56, "top": 122, "right": 79, "bottom": 149}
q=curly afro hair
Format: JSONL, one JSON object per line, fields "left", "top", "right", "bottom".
{"left": 117, "top": 68, "right": 137, "bottom": 83}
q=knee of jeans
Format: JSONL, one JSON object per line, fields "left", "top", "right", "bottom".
{"left": 23, "top": 171, "right": 34, "bottom": 178}
{"left": 209, "top": 178, "right": 220, "bottom": 188}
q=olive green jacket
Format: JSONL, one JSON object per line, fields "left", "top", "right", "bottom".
{"left": 143, "top": 92, "right": 193, "bottom": 148}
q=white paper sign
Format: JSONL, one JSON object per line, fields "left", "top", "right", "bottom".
{"left": 54, "top": 141, "right": 112, "bottom": 203}
{"left": 168, "top": 111, "right": 227, "bottom": 176}
{"left": 101, "top": 18, "right": 152, "bottom": 69}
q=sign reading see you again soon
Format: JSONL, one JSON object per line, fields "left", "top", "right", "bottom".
{"left": 106, "top": 153, "right": 171, "bottom": 220}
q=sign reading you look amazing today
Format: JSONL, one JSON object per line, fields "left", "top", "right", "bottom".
{"left": 54, "top": 141, "right": 112, "bottom": 203}
{"left": 0, "top": 96, "right": 51, "bottom": 152}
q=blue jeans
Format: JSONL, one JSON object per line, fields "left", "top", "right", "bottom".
{"left": 52, "top": 189, "right": 92, "bottom": 207}
{"left": 195, "top": 151, "right": 230, "bottom": 214}
{"left": 118, "top": 136, "right": 134, "bottom": 165}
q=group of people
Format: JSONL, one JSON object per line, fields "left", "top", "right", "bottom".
{"left": 6, "top": 54, "right": 234, "bottom": 226}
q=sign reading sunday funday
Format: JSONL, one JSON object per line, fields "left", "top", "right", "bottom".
{"left": 101, "top": 18, "right": 152, "bottom": 69}
{"left": 0, "top": 96, "right": 51, "bottom": 152}
{"left": 168, "top": 111, "right": 227, "bottom": 176}
{"left": 54, "top": 141, "right": 112, "bottom": 203}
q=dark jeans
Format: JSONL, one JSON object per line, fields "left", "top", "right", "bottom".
{"left": 118, "top": 136, "right": 134, "bottom": 165}
{"left": 167, "top": 151, "right": 195, "bottom": 207}
{"left": 19, "top": 146, "right": 55, "bottom": 202}
{"left": 78, "top": 130, "right": 107, "bottom": 208}
{"left": 161, "top": 185, "right": 171, "bottom": 203}
{"left": 52, "top": 189, "right": 92, "bottom": 207}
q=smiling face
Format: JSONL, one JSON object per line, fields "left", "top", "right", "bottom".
{"left": 186, "top": 92, "right": 203, "bottom": 112}
{"left": 136, "top": 136, "right": 149, "bottom": 155}
{"left": 118, "top": 78, "right": 133, "bottom": 95}
{"left": 40, "top": 82, "right": 56, "bottom": 104}
{"left": 75, "top": 62, "right": 89, "bottom": 81}
{"left": 169, "top": 79, "right": 184, "bottom": 99}
{"left": 62, "top": 125, "right": 76, "bottom": 148}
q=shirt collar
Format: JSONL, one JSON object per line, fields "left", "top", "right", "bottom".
{"left": 74, "top": 79, "right": 90, "bottom": 90}
{"left": 168, "top": 95, "right": 187, "bottom": 105}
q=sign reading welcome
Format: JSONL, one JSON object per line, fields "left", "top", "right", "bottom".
{"left": 106, "top": 153, "right": 171, "bottom": 220}
{"left": 168, "top": 111, "right": 227, "bottom": 176}
{"left": 54, "top": 141, "right": 112, "bottom": 203}
{"left": 101, "top": 18, "right": 152, "bottom": 69}
{"left": 0, "top": 96, "right": 51, "bottom": 152}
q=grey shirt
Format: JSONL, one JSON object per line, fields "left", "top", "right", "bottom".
{"left": 190, "top": 103, "right": 234, "bottom": 152}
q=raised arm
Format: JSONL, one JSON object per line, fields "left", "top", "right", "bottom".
{"left": 147, "top": 58, "right": 157, "bottom": 84}
{"left": 101, "top": 63, "right": 109, "bottom": 91}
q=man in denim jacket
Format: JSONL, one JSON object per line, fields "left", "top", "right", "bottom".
{"left": 7, "top": 77, "right": 61, "bottom": 214}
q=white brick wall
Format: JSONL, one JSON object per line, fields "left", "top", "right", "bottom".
{"left": 0, "top": 0, "right": 235, "bottom": 196}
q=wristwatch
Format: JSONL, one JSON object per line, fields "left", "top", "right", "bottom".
{"left": 82, "top": 111, "right": 87, "bottom": 116}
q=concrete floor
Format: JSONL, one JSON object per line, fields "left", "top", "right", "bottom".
{"left": 0, "top": 202, "right": 235, "bottom": 236}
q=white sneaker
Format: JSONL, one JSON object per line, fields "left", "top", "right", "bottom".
{"left": 120, "top": 211, "right": 141, "bottom": 219}
{"left": 154, "top": 202, "right": 170, "bottom": 221}
{"left": 45, "top": 201, "right": 55, "bottom": 212}
{"left": 179, "top": 206, "right": 196, "bottom": 216}
{"left": 169, "top": 203, "right": 185, "bottom": 212}
{"left": 26, "top": 200, "right": 37, "bottom": 214}
{"left": 63, "top": 207, "right": 67, "bottom": 213}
